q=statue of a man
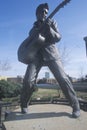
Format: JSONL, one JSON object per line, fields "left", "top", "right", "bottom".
{"left": 20, "top": 3, "right": 80, "bottom": 118}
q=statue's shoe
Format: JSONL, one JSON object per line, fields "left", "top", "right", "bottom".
{"left": 21, "top": 108, "right": 28, "bottom": 114}
{"left": 72, "top": 103, "right": 80, "bottom": 118}
{"left": 72, "top": 110, "right": 80, "bottom": 118}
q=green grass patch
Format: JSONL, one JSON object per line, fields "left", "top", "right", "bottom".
{"left": 31, "top": 88, "right": 65, "bottom": 100}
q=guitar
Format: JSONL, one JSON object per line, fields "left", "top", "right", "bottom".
{"left": 18, "top": 0, "right": 71, "bottom": 64}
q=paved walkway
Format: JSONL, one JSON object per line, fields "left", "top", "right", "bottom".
{"left": 2, "top": 104, "right": 87, "bottom": 130}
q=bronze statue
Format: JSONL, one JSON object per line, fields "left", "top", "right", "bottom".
{"left": 18, "top": 2, "right": 80, "bottom": 118}
{"left": 18, "top": 0, "right": 71, "bottom": 64}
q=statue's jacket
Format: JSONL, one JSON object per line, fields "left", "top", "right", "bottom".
{"left": 29, "top": 19, "right": 61, "bottom": 62}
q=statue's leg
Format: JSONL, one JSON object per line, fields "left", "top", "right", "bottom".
{"left": 48, "top": 60, "right": 80, "bottom": 118}
{"left": 20, "top": 61, "right": 42, "bottom": 113}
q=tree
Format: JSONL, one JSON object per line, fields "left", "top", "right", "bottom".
{"left": 37, "top": 78, "right": 47, "bottom": 84}
{"left": 0, "top": 60, "right": 11, "bottom": 71}
{"left": 0, "top": 80, "right": 22, "bottom": 99}
{"left": 58, "top": 45, "right": 71, "bottom": 66}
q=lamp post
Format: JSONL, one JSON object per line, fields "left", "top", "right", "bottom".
{"left": 84, "top": 36, "right": 87, "bottom": 56}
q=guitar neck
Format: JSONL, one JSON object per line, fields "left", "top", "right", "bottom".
{"left": 47, "top": 0, "right": 71, "bottom": 19}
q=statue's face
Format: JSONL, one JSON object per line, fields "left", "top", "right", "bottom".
{"left": 37, "top": 8, "right": 48, "bottom": 21}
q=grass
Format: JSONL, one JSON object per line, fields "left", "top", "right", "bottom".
{"left": 31, "top": 88, "right": 87, "bottom": 101}
{"left": 2, "top": 88, "right": 87, "bottom": 102}
{"left": 76, "top": 91, "right": 87, "bottom": 100}
{"left": 31, "top": 88, "right": 65, "bottom": 100}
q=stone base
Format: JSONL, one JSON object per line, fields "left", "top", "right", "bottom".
{"left": 3, "top": 104, "right": 87, "bottom": 130}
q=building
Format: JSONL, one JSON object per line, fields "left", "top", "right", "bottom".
{"left": 7, "top": 76, "right": 23, "bottom": 84}
{"left": 45, "top": 72, "right": 50, "bottom": 79}
{"left": 46, "top": 78, "right": 57, "bottom": 84}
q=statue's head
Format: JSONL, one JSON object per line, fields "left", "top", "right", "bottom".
{"left": 36, "top": 3, "right": 49, "bottom": 21}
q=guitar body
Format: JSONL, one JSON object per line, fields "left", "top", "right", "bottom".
{"left": 17, "top": 34, "right": 45, "bottom": 64}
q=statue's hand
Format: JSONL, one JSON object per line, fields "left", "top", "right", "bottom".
{"left": 46, "top": 18, "right": 52, "bottom": 26}
{"left": 51, "top": 20, "right": 58, "bottom": 31}
{"left": 44, "top": 19, "right": 52, "bottom": 33}
{"left": 45, "top": 19, "right": 58, "bottom": 32}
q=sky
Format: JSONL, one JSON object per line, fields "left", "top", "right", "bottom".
{"left": 0, "top": 0, "right": 87, "bottom": 79}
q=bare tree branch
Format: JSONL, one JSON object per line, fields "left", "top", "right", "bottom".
{"left": 0, "top": 60, "right": 11, "bottom": 71}
{"left": 58, "top": 45, "right": 71, "bottom": 66}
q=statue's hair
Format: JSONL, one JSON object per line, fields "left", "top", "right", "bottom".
{"left": 36, "top": 3, "right": 49, "bottom": 16}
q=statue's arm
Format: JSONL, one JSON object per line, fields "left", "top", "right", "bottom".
{"left": 45, "top": 19, "right": 61, "bottom": 43}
